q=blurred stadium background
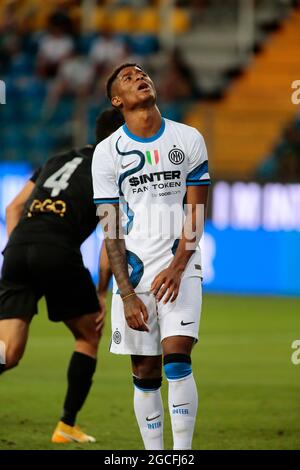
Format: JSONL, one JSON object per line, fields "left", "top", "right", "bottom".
{"left": 0, "top": 0, "right": 300, "bottom": 450}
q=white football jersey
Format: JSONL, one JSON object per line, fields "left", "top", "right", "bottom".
{"left": 92, "top": 118, "right": 211, "bottom": 293}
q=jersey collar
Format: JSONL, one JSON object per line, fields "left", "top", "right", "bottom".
{"left": 122, "top": 118, "right": 165, "bottom": 143}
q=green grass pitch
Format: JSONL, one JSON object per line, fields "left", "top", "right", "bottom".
{"left": 0, "top": 293, "right": 299, "bottom": 450}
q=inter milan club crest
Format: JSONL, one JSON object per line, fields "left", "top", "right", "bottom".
{"left": 113, "top": 329, "right": 122, "bottom": 344}
{"left": 168, "top": 147, "right": 185, "bottom": 165}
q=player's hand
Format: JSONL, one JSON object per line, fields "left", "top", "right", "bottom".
{"left": 123, "top": 294, "right": 149, "bottom": 332}
{"left": 95, "top": 294, "right": 106, "bottom": 333}
{"left": 151, "top": 267, "right": 182, "bottom": 304}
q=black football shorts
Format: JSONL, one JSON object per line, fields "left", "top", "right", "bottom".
{"left": 0, "top": 243, "right": 99, "bottom": 322}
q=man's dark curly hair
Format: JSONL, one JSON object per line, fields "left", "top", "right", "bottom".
{"left": 106, "top": 63, "right": 144, "bottom": 100}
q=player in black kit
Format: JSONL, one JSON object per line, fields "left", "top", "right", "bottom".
{"left": 0, "top": 109, "right": 123, "bottom": 443}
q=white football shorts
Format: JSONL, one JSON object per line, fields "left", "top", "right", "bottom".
{"left": 110, "top": 275, "right": 202, "bottom": 355}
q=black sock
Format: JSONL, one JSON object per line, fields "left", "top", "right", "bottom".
{"left": 0, "top": 363, "right": 5, "bottom": 375}
{"left": 61, "top": 352, "right": 97, "bottom": 426}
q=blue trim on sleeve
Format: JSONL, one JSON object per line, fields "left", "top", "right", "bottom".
{"left": 122, "top": 118, "right": 165, "bottom": 143}
{"left": 187, "top": 160, "right": 208, "bottom": 182}
{"left": 186, "top": 180, "right": 211, "bottom": 186}
{"left": 94, "top": 197, "right": 119, "bottom": 204}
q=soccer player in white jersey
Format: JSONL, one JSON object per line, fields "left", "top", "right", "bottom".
{"left": 92, "top": 63, "right": 210, "bottom": 450}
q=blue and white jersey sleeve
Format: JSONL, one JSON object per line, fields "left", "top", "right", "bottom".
{"left": 186, "top": 128, "right": 211, "bottom": 186}
{"left": 92, "top": 140, "right": 119, "bottom": 205}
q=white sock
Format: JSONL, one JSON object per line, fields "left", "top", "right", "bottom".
{"left": 168, "top": 373, "right": 198, "bottom": 450}
{"left": 134, "top": 386, "right": 164, "bottom": 450}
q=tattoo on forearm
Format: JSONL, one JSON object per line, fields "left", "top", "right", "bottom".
{"left": 98, "top": 203, "right": 133, "bottom": 296}
{"left": 105, "top": 238, "right": 133, "bottom": 296}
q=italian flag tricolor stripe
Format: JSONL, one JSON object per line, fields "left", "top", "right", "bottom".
{"left": 146, "top": 150, "right": 159, "bottom": 165}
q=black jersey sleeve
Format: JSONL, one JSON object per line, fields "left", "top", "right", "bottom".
{"left": 30, "top": 167, "right": 42, "bottom": 183}
{"left": 16, "top": 148, "right": 97, "bottom": 247}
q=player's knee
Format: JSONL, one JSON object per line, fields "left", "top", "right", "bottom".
{"left": 132, "top": 358, "right": 162, "bottom": 379}
{"left": 163, "top": 353, "right": 192, "bottom": 381}
{"left": 75, "top": 333, "right": 99, "bottom": 357}
{"left": 4, "top": 345, "right": 24, "bottom": 370}
{"left": 133, "top": 375, "right": 162, "bottom": 392}
{"left": 77, "top": 326, "right": 100, "bottom": 350}
{"left": 86, "top": 330, "right": 100, "bottom": 350}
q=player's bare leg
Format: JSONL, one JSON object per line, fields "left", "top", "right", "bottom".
{"left": 51, "top": 312, "right": 101, "bottom": 443}
{"left": 131, "top": 355, "right": 164, "bottom": 450}
{"left": 162, "top": 335, "right": 197, "bottom": 450}
{"left": 0, "top": 318, "right": 30, "bottom": 373}
{"left": 65, "top": 311, "right": 102, "bottom": 358}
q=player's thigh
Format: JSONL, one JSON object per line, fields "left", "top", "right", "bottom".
{"left": 43, "top": 249, "right": 100, "bottom": 323}
{"left": 110, "top": 292, "right": 161, "bottom": 356}
{"left": 131, "top": 354, "right": 162, "bottom": 378}
{"left": 159, "top": 276, "right": 202, "bottom": 348}
{"left": 162, "top": 336, "right": 195, "bottom": 356}
{"left": 64, "top": 312, "right": 100, "bottom": 346}
{"left": 0, "top": 246, "right": 39, "bottom": 333}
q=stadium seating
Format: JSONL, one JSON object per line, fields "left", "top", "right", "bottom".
{"left": 185, "top": 8, "right": 300, "bottom": 179}
{"left": 109, "top": 7, "right": 136, "bottom": 33}
{"left": 135, "top": 7, "right": 160, "bottom": 34}
{"left": 88, "top": 7, "right": 110, "bottom": 32}
{"left": 1, "top": 0, "right": 299, "bottom": 175}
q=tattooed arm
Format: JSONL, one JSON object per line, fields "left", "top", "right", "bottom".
{"left": 98, "top": 203, "right": 149, "bottom": 332}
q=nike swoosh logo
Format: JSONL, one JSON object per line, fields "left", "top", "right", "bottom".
{"left": 173, "top": 403, "right": 190, "bottom": 408}
{"left": 180, "top": 321, "right": 195, "bottom": 326}
{"left": 57, "top": 431, "right": 77, "bottom": 442}
{"left": 146, "top": 414, "right": 161, "bottom": 422}
{"left": 121, "top": 161, "right": 136, "bottom": 169}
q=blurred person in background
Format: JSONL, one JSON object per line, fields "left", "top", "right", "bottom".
{"left": 0, "top": 109, "right": 124, "bottom": 444}
{"left": 0, "top": 1, "right": 21, "bottom": 74}
{"left": 159, "top": 48, "right": 202, "bottom": 122}
{"left": 89, "top": 25, "right": 129, "bottom": 76}
{"left": 44, "top": 47, "right": 95, "bottom": 117}
{"left": 36, "top": 11, "right": 74, "bottom": 78}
